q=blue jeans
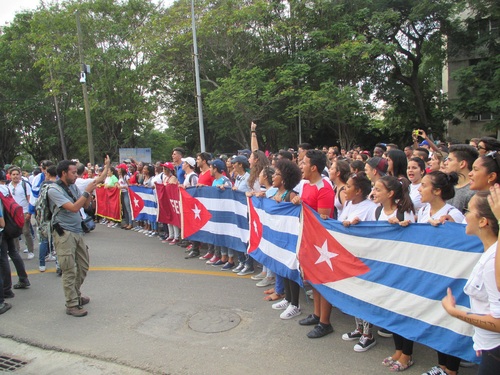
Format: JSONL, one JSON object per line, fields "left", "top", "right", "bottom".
{"left": 121, "top": 191, "right": 132, "bottom": 225}
{"left": 39, "top": 237, "right": 54, "bottom": 267}
{"left": 479, "top": 345, "right": 500, "bottom": 375}
{"left": 275, "top": 274, "right": 284, "bottom": 295}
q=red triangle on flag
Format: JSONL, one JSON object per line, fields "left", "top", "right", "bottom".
{"left": 298, "top": 205, "right": 370, "bottom": 284}
{"left": 180, "top": 189, "right": 212, "bottom": 238}
{"left": 247, "top": 197, "right": 263, "bottom": 253}
{"left": 128, "top": 188, "right": 145, "bottom": 219}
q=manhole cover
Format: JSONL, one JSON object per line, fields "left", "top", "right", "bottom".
{"left": 188, "top": 310, "right": 241, "bottom": 333}
{"left": 0, "top": 355, "right": 28, "bottom": 372}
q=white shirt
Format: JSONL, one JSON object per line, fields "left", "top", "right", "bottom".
{"left": 338, "top": 199, "right": 377, "bottom": 222}
{"left": 417, "top": 203, "right": 464, "bottom": 224}
{"left": 410, "top": 183, "right": 423, "bottom": 212}
{"left": 377, "top": 207, "right": 415, "bottom": 223}
{"left": 464, "top": 242, "right": 500, "bottom": 350}
{"left": 75, "top": 177, "right": 94, "bottom": 194}
{"left": 8, "top": 181, "right": 31, "bottom": 213}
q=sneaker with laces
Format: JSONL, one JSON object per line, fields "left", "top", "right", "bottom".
{"left": 27, "top": 252, "right": 35, "bottom": 260}
{"left": 200, "top": 252, "right": 213, "bottom": 260}
{"left": 237, "top": 266, "right": 254, "bottom": 276}
{"left": 23, "top": 248, "right": 29, "bottom": 253}
{"left": 256, "top": 276, "right": 275, "bottom": 287}
{"left": 39, "top": 266, "right": 46, "bottom": 272}
{"left": 232, "top": 263, "right": 245, "bottom": 273}
{"left": 0, "top": 303, "right": 12, "bottom": 315}
{"left": 206, "top": 256, "right": 220, "bottom": 265}
{"left": 272, "top": 299, "right": 289, "bottom": 310}
{"left": 421, "top": 366, "right": 448, "bottom": 375}
{"left": 307, "top": 324, "right": 334, "bottom": 338}
{"left": 221, "top": 262, "right": 235, "bottom": 270}
{"left": 342, "top": 329, "right": 363, "bottom": 341}
{"left": 212, "top": 259, "right": 226, "bottom": 266}
{"left": 353, "top": 335, "right": 377, "bottom": 352}
{"left": 45, "top": 254, "right": 57, "bottom": 262}
{"left": 280, "top": 304, "right": 301, "bottom": 319}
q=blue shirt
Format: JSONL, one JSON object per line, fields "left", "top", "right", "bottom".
{"left": 176, "top": 163, "right": 185, "bottom": 184}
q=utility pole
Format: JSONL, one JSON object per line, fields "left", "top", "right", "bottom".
{"left": 49, "top": 67, "right": 67, "bottom": 159}
{"left": 191, "top": 0, "right": 206, "bottom": 152}
{"left": 75, "top": 10, "right": 95, "bottom": 165}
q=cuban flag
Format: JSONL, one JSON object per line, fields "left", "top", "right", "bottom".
{"left": 298, "top": 205, "right": 483, "bottom": 363}
{"left": 248, "top": 197, "right": 302, "bottom": 286}
{"left": 180, "top": 187, "right": 249, "bottom": 252}
{"left": 128, "top": 186, "right": 157, "bottom": 222}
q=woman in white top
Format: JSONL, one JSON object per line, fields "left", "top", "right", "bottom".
{"left": 407, "top": 157, "right": 426, "bottom": 213}
{"left": 373, "top": 176, "right": 416, "bottom": 371}
{"left": 417, "top": 171, "right": 464, "bottom": 226}
{"left": 442, "top": 191, "right": 500, "bottom": 375}
{"left": 339, "top": 172, "right": 378, "bottom": 352}
{"left": 329, "top": 159, "right": 350, "bottom": 219}
{"left": 418, "top": 171, "right": 464, "bottom": 375}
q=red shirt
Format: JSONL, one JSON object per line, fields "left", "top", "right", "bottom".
{"left": 197, "top": 169, "right": 215, "bottom": 186}
{"left": 301, "top": 179, "right": 335, "bottom": 218}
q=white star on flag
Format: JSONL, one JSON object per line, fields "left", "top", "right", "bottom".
{"left": 253, "top": 220, "right": 258, "bottom": 235}
{"left": 133, "top": 197, "right": 140, "bottom": 207}
{"left": 314, "top": 240, "right": 338, "bottom": 271}
{"left": 192, "top": 204, "right": 201, "bottom": 220}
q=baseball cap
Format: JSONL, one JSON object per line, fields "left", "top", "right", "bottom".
{"left": 231, "top": 155, "right": 249, "bottom": 165}
{"left": 419, "top": 140, "right": 430, "bottom": 147}
{"left": 237, "top": 149, "right": 251, "bottom": 158}
{"left": 162, "top": 162, "right": 174, "bottom": 170}
{"left": 366, "top": 157, "right": 388, "bottom": 176}
{"left": 117, "top": 163, "right": 128, "bottom": 170}
{"left": 181, "top": 157, "right": 196, "bottom": 167}
{"left": 208, "top": 159, "right": 225, "bottom": 171}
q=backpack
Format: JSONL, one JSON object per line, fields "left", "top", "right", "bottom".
{"left": 0, "top": 191, "right": 24, "bottom": 239}
{"left": 35, "top": 182, "right": 55, "bottom": 239}
{"left": 375, "top": 205, "right": 405, "bottom": 222}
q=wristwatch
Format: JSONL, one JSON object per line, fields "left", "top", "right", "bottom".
{"left": 82, "top": 191, "right": 90, "bottom": 199}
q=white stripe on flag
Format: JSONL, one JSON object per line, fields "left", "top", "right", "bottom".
{"left": 255, "top": 207, "right": 300, "bottom": 235}
{"left": 198, "top": 197, "right": 247, "bottom": 216}
{"left": 256, "top": 238, "right": 299, "bottom": 270}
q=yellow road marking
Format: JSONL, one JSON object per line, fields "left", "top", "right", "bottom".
{"left": 23, "top": 267, "right": 250, "bottom": 278}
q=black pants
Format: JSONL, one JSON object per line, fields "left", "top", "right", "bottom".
{"left": 393, "top": 333, "right": 413, "bottom": 356}
{"left": 437, "top": 351, "right": 460, "bottom": 372}
{"left": 479, "top": 345, "right": 500, "bottom": 375}
{"left": 284, "top": 278, "right": 300, "bottom": 307}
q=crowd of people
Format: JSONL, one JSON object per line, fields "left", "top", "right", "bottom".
{"left": 1, "top": 124, "right": 500, "bottom": 374}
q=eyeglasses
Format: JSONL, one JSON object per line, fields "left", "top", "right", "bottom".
{"left": 477, "top": 145, "right": 487, "bottom": 151}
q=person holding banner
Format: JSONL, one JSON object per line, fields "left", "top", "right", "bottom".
{"left": 292, "top": 150, "right": 335, "bottom": 338}
{"left": 469, "top": 151, "right": 500, "bottom": 192}
{"left": 161, "top": 162, "right": 180, "bottom": 245}
{"left": 442, "top": 190, "right": 500, "bottom": 375}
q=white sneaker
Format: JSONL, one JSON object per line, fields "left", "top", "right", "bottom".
{"left": 45, "top": 254, "right": 56, "bottom": 262}
{"left": 280, "top": 304, "right": 301, "bottom": 320}
{"left": 251, "top": 271, "right": 266, "bottom": 280}
{"left": 27, "top": 252, "right": 35, "bottom": 260}
{"left": 23, "top": 249, "right": 29, "bottom": 253}
{"left": 256, "top": 277, "right": 275, "bottom": 287}
{"left": 272, "top": 299, "right": 289, "bottom": 310}
{"left": 39, "top": 266, "right": 46, "bottom": 272}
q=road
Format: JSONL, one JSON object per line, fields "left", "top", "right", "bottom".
{"left": 0, "top": 224, "right": 478, "bottom": 374}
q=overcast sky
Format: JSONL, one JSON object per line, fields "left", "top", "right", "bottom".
{"left": 0, "top": 0, "right": 174, "bottom": 26}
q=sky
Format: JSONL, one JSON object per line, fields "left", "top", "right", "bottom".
{"left": 0, "top": 0, "right": 175, "bottom": 26}
{"left": 0, "top": 0, "right": 42, "bottom": 26}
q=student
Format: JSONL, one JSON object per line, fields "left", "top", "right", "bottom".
{"left": 469, "top": 152, "right": 500, "bottom": 192}
{"left": 406, "top": 157, "right": 426, "bottom": 213}
{"left": 442, "top": 191, "right": 500, "bottom": 375}
{"left": 339, "top": 172, "right": 378, "bottom": 351}
{"left": 372, "top": 176, "right": 416, "bottom": 370}
{"left": 329, "top": 159, "right": 350, "bottom": 219}
{"left": 387, "top": 149, "right": 408, "bottom": 179}
{"left": 418, "top": 171, "right": 464, "bottom": 375}
{"left": 293, "top": 150, "right": 335, "bottom": 338}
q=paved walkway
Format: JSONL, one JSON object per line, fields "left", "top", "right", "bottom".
{"left": 0, "top": 225, "right": 478, "bottom": 374}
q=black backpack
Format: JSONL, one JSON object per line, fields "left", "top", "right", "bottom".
{"left": 375, "top": 205, "right": 405, "bottom": 222}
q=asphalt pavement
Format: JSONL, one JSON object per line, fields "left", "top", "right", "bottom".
{"left": 0, "top": 224, "right": 479, "bottom": 375}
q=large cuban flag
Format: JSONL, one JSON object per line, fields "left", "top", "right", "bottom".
{"left": 128, "top": 186, "right": 157, "bottom": 222}
{"left": 180, "top": 187, "right": 249, "bottom": 252}
{"left": 248, "top": 197, "right": 303, "bottom": 286}
{"left": 298, "top": 205, "right": 483, "bottom": 363}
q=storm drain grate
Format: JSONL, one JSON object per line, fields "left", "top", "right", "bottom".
{"left": 0, "top": 355, "right": 28, "bottom": 372}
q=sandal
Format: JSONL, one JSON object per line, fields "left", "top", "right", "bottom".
{"left": 263, "top": 288, "right": 275, "bottom": 295}
{"left": 389, "top": 359, "right": 414, "bottom": 372}
{"left": 264, "top": 292, "right": 284, "bottom": 301}
{"left": 382, "top": 357, "right": 395, "bottom": 367}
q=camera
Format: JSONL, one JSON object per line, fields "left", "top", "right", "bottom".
{"left": 413, "top": 130, "right": 419, "bottom": 136}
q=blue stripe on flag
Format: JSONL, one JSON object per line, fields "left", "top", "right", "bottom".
{"left": 186, "top": 187, "right": 249, "bottom": 252}
{"left": 303, "top": 208, "right": 482, "bottom": 363}
{"left": 129, "top": 185, "right": 157, "bottom": 222}
{"left": 249, "top": 197, "right": 302, "bottom": 286}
